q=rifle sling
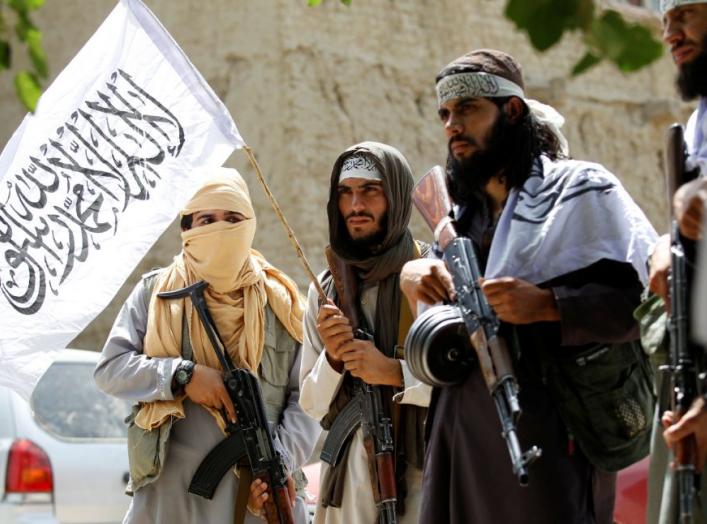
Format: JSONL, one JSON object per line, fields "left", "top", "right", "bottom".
{"left": 234, "top": 467, "right": 252, "bottom": 524}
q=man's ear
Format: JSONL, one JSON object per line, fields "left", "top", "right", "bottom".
{"left": 504, "top": 97, "right": 525, "bottom": 124}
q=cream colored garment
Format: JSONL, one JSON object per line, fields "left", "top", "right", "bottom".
{"left": 135, "top": 169, "right": 304, "bottom": 431}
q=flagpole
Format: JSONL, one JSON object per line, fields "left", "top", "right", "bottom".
{"left": 243, "top": 146, "right": 327, "bottom": 302}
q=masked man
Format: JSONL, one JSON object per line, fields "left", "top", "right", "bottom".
{"left": 400, "top": 49, "right": 657, "bottom": 523}
{"left": 94, "top": 169, "right": 319, "bottom": 524}
{"left": 299, "top": 142, "right": 430, "bottom": 523}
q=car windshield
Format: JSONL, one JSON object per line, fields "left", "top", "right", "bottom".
{"left": 31, "top": 361, "right": 132, "bottom": 439}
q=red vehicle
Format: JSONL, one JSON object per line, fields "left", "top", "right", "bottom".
{"left": 614, "top": 457, "right": 649, "bottom": 524}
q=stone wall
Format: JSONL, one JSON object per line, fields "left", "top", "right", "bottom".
{"left": 0, "top": 0, "right": 691, "bottom": 350}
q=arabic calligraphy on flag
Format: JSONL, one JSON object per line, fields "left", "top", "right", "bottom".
{"left": 0, "top": 0, "right": 245, "bottom": 398}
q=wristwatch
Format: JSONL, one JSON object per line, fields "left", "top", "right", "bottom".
{"left": 174, "top": 360, "right": 195, "bottom": 388}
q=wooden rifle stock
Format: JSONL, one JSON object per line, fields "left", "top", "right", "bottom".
{"left": 262, "top": 482, "right": 295, "bottom": 524}
{"left": 412, "top": 165, "right": 458, "bottom": 250}
{"left": 325, "top": 246, "right": 361, "bottom": 331}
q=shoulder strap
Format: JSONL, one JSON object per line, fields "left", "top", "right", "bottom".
{"left": 234, "top": 467, "right": 252, "bottom": 524}
{"left": 395, "top": 241, "right": 423, "bottom": 358}
{"left": 141, "top": 269, "right": 193, "bottom": 361}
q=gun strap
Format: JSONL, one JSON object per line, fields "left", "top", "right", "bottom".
{"left": 394, "top": 240, "right": 421, "bottom": 359}
{"left": 234, "top": 467, "right": 252, "bottom": 524}
{"left": 363, "top": 431, "right": 382, "bottom": 504}
{"left": 142, "top": 271, "right": 194, "bottom": 361}
{"left": 395, "top": 296, "right": 414, "bottom": 359}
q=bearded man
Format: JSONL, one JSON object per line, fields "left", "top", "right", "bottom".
{"left": 400, "top": 49, "right": 657, "bottom": 523}
{"left": 299, "top": 142, "right": 430, "bottom": 523}
{"left": 94, "top": 169, "right": 319, "bottom": 524}
{"left": 650, "top": 0, "right": 707, "bottom": 300}
{"left": 645, "top": 3, "right": 707, "bottom": 522}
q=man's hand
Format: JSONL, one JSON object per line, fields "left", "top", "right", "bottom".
{"left": 400, "top": 259, "right": 455, "bottom": 309}
{"left": 316, "top": 299, "right": 354, "bottom": 372}
{"left": 339, "top": 339, "right": 403, "bottom": 386}
{"left": 184, "top": 364, "right": 236, "bottom": 423}
{"left": 648, "top": 234, "right": 671, "bottom": 304}
{"left": 662, "top": 397, "right": 707, "bottom": 472}
{"left": 247, "top": 475, "right": 296, "bottom": 519}
{"left": 674, "top": 177, "right": 707, "bottom": 240}
{"left": 480, "top": 277, "right": 560, "bottom": 324}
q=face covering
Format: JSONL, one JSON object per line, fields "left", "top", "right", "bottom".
{"left": 181, "top": 218, "right": 256, "bottom": 293}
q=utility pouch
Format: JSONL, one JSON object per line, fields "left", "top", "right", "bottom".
{"left": 542, "top": 340, "right": 655, "bottom": 471}
{"left": 124, "top": 404, "right": 173, "bottom": 494}
{"left": 634, "top": 294, "right": 669, "bottom": 361}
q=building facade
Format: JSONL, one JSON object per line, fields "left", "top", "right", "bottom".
{"left": 0, "top": 0, "right": 690, "bottom": 349}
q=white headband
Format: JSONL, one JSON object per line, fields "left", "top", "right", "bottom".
{"left": 339, "top": 154, "right": 382, "bottom": 182}
{"left": 436, "top": 71, "right": 570, "bottom": 156}
{"left": 436, "top": 72, "right": 525, "bottom": 106}
{"left": 661, "top": 0, "right": 707, "bottom": 14}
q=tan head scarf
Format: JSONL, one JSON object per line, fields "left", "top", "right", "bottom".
{"left": 135, "top": 168, "right": 304, "bottom": 431}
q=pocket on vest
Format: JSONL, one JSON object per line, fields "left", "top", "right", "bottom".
{"left": 548, "top": 342, "right": 655, "bottom": 471}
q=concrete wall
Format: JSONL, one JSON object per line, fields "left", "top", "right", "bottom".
{"left": 0, "top": 0, "right": 691, "bottom": 350}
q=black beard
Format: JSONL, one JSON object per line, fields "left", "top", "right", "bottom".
{"left": 447, "top": 111, "right": 515, "bottom": 203}
{"left": 677, "top": 34, "right": 707, "bottom": 100}
{"left": 342, "top": 214, "right": 388, "bottom": 258}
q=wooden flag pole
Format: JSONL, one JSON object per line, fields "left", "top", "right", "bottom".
{"left": 243, "top": 146, "right": 327, "bottom": 301}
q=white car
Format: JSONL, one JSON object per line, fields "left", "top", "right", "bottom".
{"left": 0, "top": 349, "right": 132, "bottom": 524}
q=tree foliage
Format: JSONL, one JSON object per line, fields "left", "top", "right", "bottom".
{"left": 505, "top": 0, "right": 663, "bottom": 74}
{"left": 0, "top": 0, "right": 47, "bottom": 112}
{"left": 0, "top": 0, "right": 666, "bottom": 113}
{"left": 310, "top": 0, "right": 664, "bottom": 75}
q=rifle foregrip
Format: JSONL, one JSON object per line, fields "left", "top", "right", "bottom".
{"left": 412, "top": 165, "right": 453, "bottom": 234}
{"left": 675, "top": 434, "right": 697, "bottom": 523}
{"left": 676, "top": 432, "right": 697, "bottom": 462}
{"left": 272, "top": 486, "right": 295, "bottom": 524}
{"left": 487, "top": 336, "right": 510, "bottom": 375}
{"left": 375, "top": 453, "right": 397, "bottom": 502}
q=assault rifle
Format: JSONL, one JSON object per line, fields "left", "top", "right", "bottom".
{"left": 319, "top": 248, "right": 398, "bottom": 524}
{"left": 158, "top": 281, "right": 294, "bottom": 524}
{"left": 409, "top": 165, "right": 541, "bottom": 485}
{"left": 664, "top": 124, "right": 699, "bottom": 524}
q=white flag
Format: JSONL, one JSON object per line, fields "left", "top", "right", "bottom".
{"left": 0, "top": 0, "right": 245, "bottom": 398}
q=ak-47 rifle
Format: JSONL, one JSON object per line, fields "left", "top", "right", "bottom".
{"left": 157, "top": 281, "right": 294, "bottom": 524}
{"left": 406, "top": 165, "right": 541, "bottom": 485}
{"left": 664, "top": 123, "right": 700, "bottom": 524}
{"left": 319, "top": 248, "right": 398, "bottom": 524}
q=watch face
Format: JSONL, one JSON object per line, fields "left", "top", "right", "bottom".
{"left": 176, "top": 369, "right": 188, "bottom": 385}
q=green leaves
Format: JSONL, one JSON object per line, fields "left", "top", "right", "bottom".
{"left": 571, "top": 52, "right": 601, "bottom": 76}
{"left": 0, "top": 40, "right": 10, "bottom": 70}
{"left": 25, "top": 27, "right": 47, "bottom": 78}
{"left": 585, "top": 10, "right": 663, "bottom": 73}
{"left": 14, "top": 70, "right": 40, "bottom": 111}
{"left": 1, "top": 0, "right": 48, "bottom": 111}
{"left": 505, "top": 0, "right": 662, "bottom": 76}
{"left": 9, "top": 0, "right": 45, "bottom": 12}
{"left": 505, "top": 0, "right": 594, "bottom": 51}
